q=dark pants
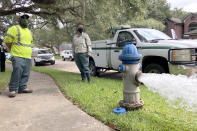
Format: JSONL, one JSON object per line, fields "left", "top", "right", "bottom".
{"left": 74, "top": 53, "right": 91, "bottom": 82}
{"left": 0, "top": 52, "right": 5, "bottom": 72}
{"left": 9, "top": 56, "right": 31, "bottom": 92}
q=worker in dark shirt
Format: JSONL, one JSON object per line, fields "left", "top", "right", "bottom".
{"left": 0, "top": 43, "right": 6, "bottom": 72}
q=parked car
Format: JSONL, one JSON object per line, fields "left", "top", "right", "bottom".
{"left": 32, "top": 48, "right": 55, "bottom": 66}
{"left": 89, "top": 28, "right": 197, "bottom": 76}
{"left": 61, "top": 50, "right": 73, "bottom": 61}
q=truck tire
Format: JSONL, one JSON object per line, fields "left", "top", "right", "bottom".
{"left": 144, "top": 63, "right": 166, "bottom": 74}
{"left": 62, "top": 57, "right": 65, "bottom": 61}
{"left": 51, "top": 61, "right": 55, "bottom": 65}
{"left": 89, "top": 60, "right": 99, "bottom": 76}
{"left": 69, "top": 56, "right": 72, "bottom": 61}
{"left": 34, "top": 59, "right": 38, "bottom": 66}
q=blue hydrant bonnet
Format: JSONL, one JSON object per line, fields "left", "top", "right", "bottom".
{"left": 119, "top": 42, "right": 142, "bottom": 64}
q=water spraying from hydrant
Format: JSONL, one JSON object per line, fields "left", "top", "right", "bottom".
{"left": 118, "top": 42, "right": 197, "bottom": 112}
{"left": 138, "top": 73, "right": 197, "bottom": 112}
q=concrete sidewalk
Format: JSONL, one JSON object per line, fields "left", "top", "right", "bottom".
{"left": 0, "top": 70, "right": 113, "bottom": 131}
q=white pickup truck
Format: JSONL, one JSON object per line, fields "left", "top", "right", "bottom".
{"left": 89, "top": 28, "right": 197, "bottom": 76}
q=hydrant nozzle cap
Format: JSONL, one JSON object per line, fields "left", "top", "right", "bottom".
{"left": 119, "top": 42, "right": 142, "bottom": 64}
{"left": 118, "top": 64, "right": 126, "bottom": 72}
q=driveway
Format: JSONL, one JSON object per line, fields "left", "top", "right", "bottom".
{"left": 44, "top": 59, "right": 80, "bottom": 73}
{"left": 42, "top": 59, "right": 122, "bottom": 80}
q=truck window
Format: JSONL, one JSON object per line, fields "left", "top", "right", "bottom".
{"left": 117, "top": 31, "right": 136, "bottom": 47}
{"left": 133, "top": 30, "right": 148, "bottom": 42}
{"left": 38, "top": 50, "right": 50, "bottom": 54}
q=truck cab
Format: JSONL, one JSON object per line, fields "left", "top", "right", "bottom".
{"left": 90, "top": 28, "right": 197, "bottom": 76}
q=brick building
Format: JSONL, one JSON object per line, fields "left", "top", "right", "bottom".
{"left": 185, "top": 29, "right": 197, "bottom": 39}
{"left": 166, "top": 13, "right": 197, "bottom": 39}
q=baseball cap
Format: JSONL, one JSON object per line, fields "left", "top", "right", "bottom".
{"left": 19, "top": 13, "right": 29, "bottom": 19}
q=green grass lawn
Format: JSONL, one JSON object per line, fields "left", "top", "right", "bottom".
{"left": 55, "top": 55, "right": 61, "bottom": 59}
{"left": 0, "top": 69, "right": 11, "bottom": 89}
{"left": 32, "top": 67, "right": 197, "bottom": 131}
{"left": 6, "top": 59, "right": 12, "bottom": 64}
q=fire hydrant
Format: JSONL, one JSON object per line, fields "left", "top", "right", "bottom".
{"left": 118, "top": 42, "right": 144, "bottom": 110}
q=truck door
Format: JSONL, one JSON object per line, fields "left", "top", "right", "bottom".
{"left": 111, "top": 31, "right": 137, "bottom": 69}
{"left": 92, "top": 41, "right": 109, "bottom": 68}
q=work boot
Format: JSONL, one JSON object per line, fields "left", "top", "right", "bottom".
{"left": 18, "top": 88, "right": 33, "bottom": 94}
{"left": 86, "top": 73, "right": 91, "bottom": 84}
{"left": 8, "top": 91, "right": 16, "bottom": 98}
{"left": 81, "top": 73, "right": 86, "bottom": 81}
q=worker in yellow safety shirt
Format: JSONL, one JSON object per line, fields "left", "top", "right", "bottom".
{"left": 4, "top": 13, "right": 33, "bottom": 98}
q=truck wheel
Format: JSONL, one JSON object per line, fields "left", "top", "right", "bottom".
{"left": 51, "top": 61, "right": 55, "bottom": 65}
{"left": 69, "top": 56, "right": 72, "bottom": 61}
{"left": 34, "top": 59, "right": 38, "bottom": 66}
{"left": 62, "top": 57, "right": 65, "bottom": 61}
{"left": 144, "top": 63, "right": 166, "bottom": 74}
{"left": 89, "top": 60, "right": 99, "bottom": 76}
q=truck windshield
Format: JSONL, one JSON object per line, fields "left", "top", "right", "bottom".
{"left": 38, "top": 50, "right": 51, "bottom": 54}
{"left": 134, "top": 29, "right": 171, "bottom": 42}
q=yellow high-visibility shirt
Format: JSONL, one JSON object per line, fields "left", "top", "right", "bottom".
{"left": 4, "top": 25, "right": 33, "bottom": 59}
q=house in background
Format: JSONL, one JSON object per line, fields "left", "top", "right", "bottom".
{"left": 59, "top": 43, "right": 72, "bottom": 55}
{"left": 185, "top": 29, "right": 197, "bottom": 39}
{"left": 166, "top": 13, "right": 197, "bottom": 39}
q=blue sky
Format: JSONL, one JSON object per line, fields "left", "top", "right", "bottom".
{"left": 167, "top": 0, "right": 197, "bottom": 12}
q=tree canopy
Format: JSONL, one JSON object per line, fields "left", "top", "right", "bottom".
{"left": 0, "top": 0, "right": 190, "bottom": 49}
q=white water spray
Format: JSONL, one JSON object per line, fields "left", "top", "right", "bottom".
{"left": 138, "top": 73, "right": 197, "bottom": 112}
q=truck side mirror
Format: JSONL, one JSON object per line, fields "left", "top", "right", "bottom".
{"left": 132, "top": 40, "right": 137, "bottom": 45}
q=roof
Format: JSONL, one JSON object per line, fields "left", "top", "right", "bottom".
{"left": 185, "top": 29, "right": 197, "bottom": 35}
{"left": 59, "top": 43, "right": 72, "bottom": 51}
{"left": 168, "top": 13, "right": 197, "bottom": 24}
{"left": 182, "top": 13, "right": 197, "bottom": 22}
{"left": 168, "top": 17, "right": 183, "bottom": 24}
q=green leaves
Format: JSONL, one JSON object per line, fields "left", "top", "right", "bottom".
{"left": 0, "top": 0, "right": 185, "bottom": 45}
{"left": 145, "top": 0, "right": 171, "bottom": 22}
{"left": 128, "top": 18, "right": 165, "bottom": 31}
